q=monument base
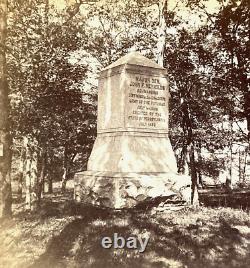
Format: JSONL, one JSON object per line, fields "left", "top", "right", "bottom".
{"left": 74, "top": 171, "right": 192, "bottom": 209}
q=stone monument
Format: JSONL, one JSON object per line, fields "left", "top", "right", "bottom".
{"left": 74, "top": 52, "right": 191, "bottom": 208}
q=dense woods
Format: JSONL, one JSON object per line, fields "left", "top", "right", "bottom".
{"left": 0, "top": 0, "right": 249, "bottom": 216}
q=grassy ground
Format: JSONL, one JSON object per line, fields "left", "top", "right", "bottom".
{"left": 0, "top": 190, "right": 250, "bottom": 268}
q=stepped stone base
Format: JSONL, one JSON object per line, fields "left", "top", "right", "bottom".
{"left": 74, "top": 171, "right": 192, "bottom": 209}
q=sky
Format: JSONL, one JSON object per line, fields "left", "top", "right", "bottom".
{"left": 51, "top": 0, "right": 221, "bottom": 33}
{"left": 53, "top": 0, "right": 220, "bottom": 17}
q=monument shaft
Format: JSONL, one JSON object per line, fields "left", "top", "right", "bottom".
{"left": 88, "top": 62, "right": 177, "bottom": 173}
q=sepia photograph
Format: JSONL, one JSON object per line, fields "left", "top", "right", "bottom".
{"left": 0, "top": 0, "right": 249, "bottom": 267}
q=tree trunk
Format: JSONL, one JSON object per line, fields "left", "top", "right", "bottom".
{"left": 24, "top": 137, "right": 38, "bottom": 211}
{"left": 197, "top": 140, "right": 203, "bottom": 187}
{"left": 156, "top": 0, "right": 167, "bottom": 67}
{"left": 61, "top": 145, "right": 68, "bottom": 193}
{"left": 37, "top": 148, "right": 46, "bottom": 207}
{"left": 48, "top": 174, "right": 53, "bottom": 193}
{"left": 178, "top": 141, "right": 188, "bottom": 174}
{"left": 228, "top": 118, "right": 233, "bottom": 185}
{"left": 238, "top": 150, "right": 242, "bottom": 183}
{"left": 0, "top": 0, "right": 12, "bottom": 218}
{"left": 189, "top": 143, "right": 199, "bottom": 205}
{"left": 61, "top": 167, "right": 68, "bottom": 194}
{"left": 61, "top": 149, "right": 77, "bottom": 193}
{"left": 46, "top": 149, "right": 53, "bottom": 194}
{"left": 17, "top": 172, "right": 23, "bottom": 200}
{"left": 17, "top": 142, "right": 26, "bottom": 200}
{"left": 243, "top": 78, "right": 249, "bottom": 141}
{"left": 181, "top": 100, "right": 199, "bottom": 205}
{"left": 61, "top": 145, "right": 72, "bottom": 194}
{"left": 242, "top": 145, "right": 249, "bottom": 183}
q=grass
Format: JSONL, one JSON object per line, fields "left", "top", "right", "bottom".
{"left": 0, "top": 190, "right": 250, "bottom": 268}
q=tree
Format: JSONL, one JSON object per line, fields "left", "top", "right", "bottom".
{"left": 0, "top": 0, "right": 12, "bottom": 218}
{"left": 213, "top": 0, "right": 250, "bottom": 182}
{"left": 7, "top": 0, "right": 96, "bottom": 208}
{"left": 191, "top": 0, "right": 250, "bottom": 183}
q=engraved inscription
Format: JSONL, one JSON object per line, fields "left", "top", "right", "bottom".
{"left": 126, "top": 75, "right": 168, "bottom": 129}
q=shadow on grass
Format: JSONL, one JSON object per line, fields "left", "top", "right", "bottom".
{"left": 199, "top": 190, "right": 250, "bottom": 210}
{"left": 27, "top": 201, "right": 250, "bottom": 268}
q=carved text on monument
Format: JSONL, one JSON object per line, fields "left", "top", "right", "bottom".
{"left": 126, "top": 75, "right": 168, "bottom": 129}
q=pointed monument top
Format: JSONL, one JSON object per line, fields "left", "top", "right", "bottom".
{"left": 103, "top": 51, "right": 165, "bottom": 70}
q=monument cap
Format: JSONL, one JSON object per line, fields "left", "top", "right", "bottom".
{"left": 103, "top": 51, "right": 166, "bottom": 71}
